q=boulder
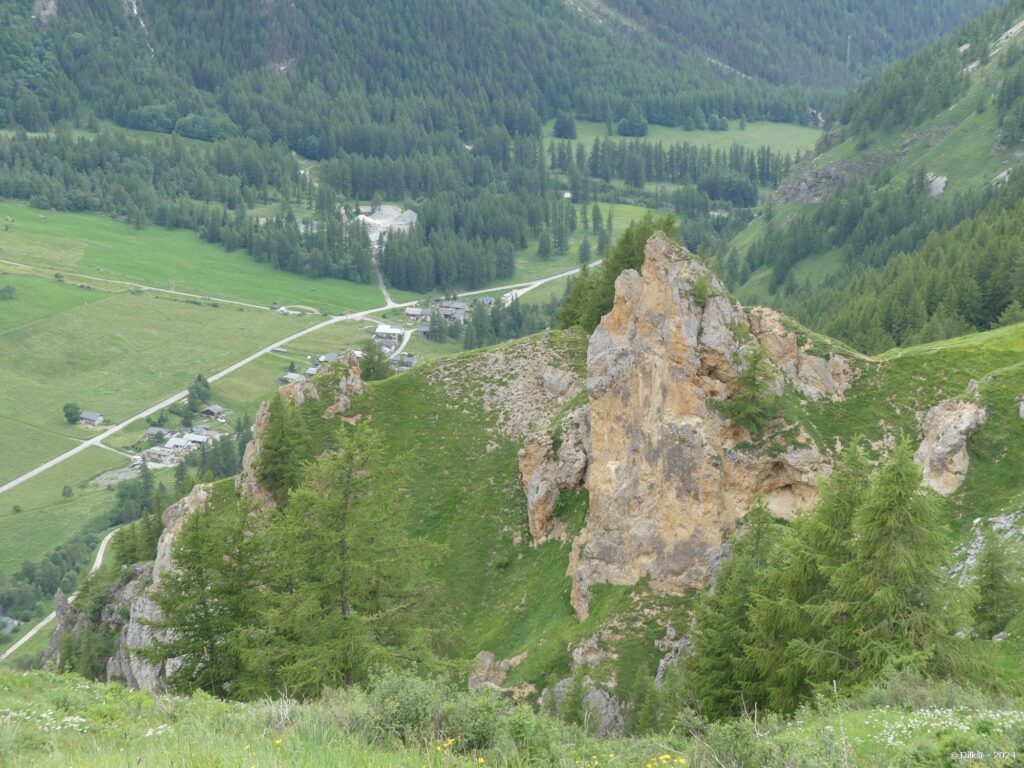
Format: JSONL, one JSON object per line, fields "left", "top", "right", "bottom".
{"left": 914, "top": 400, "right": 987, "bottom": 495}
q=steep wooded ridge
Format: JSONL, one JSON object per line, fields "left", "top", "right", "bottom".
{"left": 0, "top": 0, "right": 1000, "bottom": 145}
{"left": 731, "top": 0, "right": 1024, "bottom": 353}
{"left": 51, "top": 236, "right": 1024, "bottom": 720}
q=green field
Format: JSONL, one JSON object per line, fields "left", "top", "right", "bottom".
{"left": 544, "top": 119, "right": 822, "bottom": 155}
{"left": 0, "top": 283, "right": 317, "bottom": 484}
{"left": 0, "top": 201, "right": 387, "bottom": 314}
{"left": 0, "top": 448, "right": 123, "bottom": 577}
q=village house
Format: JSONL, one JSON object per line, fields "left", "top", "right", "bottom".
{"left": 396, "top": 353, "right": 418, "bottom": 371}
{"left": 145, "top": 426, "right": 169, "bottom": 442}
{"left": 405, "top": 307, "right": 431, "bottom": 321}
{"left": 373, "top": 324, "right": 404, "bottom": 344}
{"left": 305, "top": 366, "right": 319, "bottom": 376}
{"left": 78, "top": 411, "right": 104, "bottom": 427}
{"left": 281, "top": 371, "right": 306, "bottom": 384}
{"left": 318, "top": 352, "right": 341, "bottom": 364}
{"left": 416, "top": 325, "right": 432, "bottom": 339}
{"left": 142, "top": 446, "right": 178, "bottom": 466}
{"left": 501, "top": 290, "right": 520, "bottom": 306}
{"left": 437, "top": 301, "right": 469, "bottom": 322}
{"left": 200, "top": 404, "right": 226, "bottom": 419}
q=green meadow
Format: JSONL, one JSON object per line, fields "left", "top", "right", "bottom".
{"left": 0, "top": 201, "right": 387, "bottom": 314}
{"left": 544, "top": 119, "right": 822, "bottom": 156}
{"left": 0, "top": 282, "right": 317, "bottom": 484}
{"left": 0, "top": 448, "right": 123, "bottom": 577}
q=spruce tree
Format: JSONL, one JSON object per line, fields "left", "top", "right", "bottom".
{"left": 684, "top": 500, "right": 783, "bottom": 719}
{"left": 973, "top": 526, "right": 1024, "bottom": 637}
{"left": 827, "top": 441, "right": 971, "bottom": 684}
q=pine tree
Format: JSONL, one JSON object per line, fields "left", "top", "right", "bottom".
{"left": 973, "top": 526, "right": 1024, "bottom": 637}
{"left": 239, "top": 425, "right": 442, "bottom": 696}
{"left": 827, "top": 441, "right": 973, "bottom": 684}
{"left": 256, "top": 394, "right": 312, "bottom": 503}
{"left": 683, "top": 501, "right": 784, "bottom": 719}
{"left": 745, "top": 446, "right": 871, "bottom": 711}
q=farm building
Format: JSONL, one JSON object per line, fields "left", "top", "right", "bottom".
{"left": 145, "top": 427, "right": 169, "bottom": 442}
{"left": 438, "top": 301, "right": 469, "bottom": 322}
{"left": 281, "top": 372, "right": 305, "bottom": 384}
{"left": 416, "top": 325, "right": 432, "bottom": 339}
{"left": 318, "top": 352, "right": 341, "bottom": 363}
{"left": 79, "top": 411, "right": 104, "bottom": 427}
{"left": 305, "top": 366, "right": 319, "bottom": 376}
{"left": 405, "top": 307, "right": 431, "bottom": 320}
{"left": 373, "top": 324, "right": 404, "bottom": 342}
{"left": 200, "top": 404, "right": 226, "bottom": 419}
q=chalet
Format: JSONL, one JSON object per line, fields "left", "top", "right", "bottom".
{"left": 318, "top": 351, "right": 341, "bottom": 364}
{"left": 477, "top": 296, "right": 496, "bottom": 307}
{"left": 164, "top": 436, "right": 193, "bottom": 452}
{"left": 183, "top": 433, "right": 212, "bottom": 447}
{"left": 501, "top": 290, "right": 520, "bottom": 306}
{"left": 305, "top": 366, "right": 319, "bottom": 376}
{"left": 405, "top": 307, "right": 431, "bottom": 320}
{"left": 200, "top": 404, "right": 226, "bottom": 419}
{"left": 281, "top": 371, "right": 306, "bottom": 384}
{"left": 416, "top": 325, "right": 432, "bottom": 339}
{"left": 438, "top": 301, "right": 469, "bottom": 322}
{"left": 373, "top": 324, "right": 404, "bottom": 343}
{"left": 145, "top": 426, "right": 169, "bottom": 442}
{"left": 396, "top": 353, "right": 418, "bottom": 371}
{"left": 79, "top": 411, "right": 104, "bottom": 427}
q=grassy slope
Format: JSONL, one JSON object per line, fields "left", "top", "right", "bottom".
{"left": 348, "top": 333, "right": 640, "bottom": 689}
{"left": 2, "top": 667, "right": 1021, "bottom": 767}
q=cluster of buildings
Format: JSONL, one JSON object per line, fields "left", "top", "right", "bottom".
{"left": 136, "top": 405, "right": 229, "bottom": 466}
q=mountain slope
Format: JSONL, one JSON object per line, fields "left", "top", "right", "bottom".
{"left": 48, "top": 236, "right": 1024, "bottom": 707}
{"left": 729, "top": 0, "right": 1024, "bottom": 352}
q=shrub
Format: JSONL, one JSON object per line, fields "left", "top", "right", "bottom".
{"left": 495, "top": 705, "right": 561, "bottom": 763}
{"left": 442, "top": 689, "right": 505, "bottom": 751}
{"left": 364, "top": 671, "right": 444, "bottom": 743}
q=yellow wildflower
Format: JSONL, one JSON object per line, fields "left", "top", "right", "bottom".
{"left": 275, "top": 738, "right": 283, "bottom": 745}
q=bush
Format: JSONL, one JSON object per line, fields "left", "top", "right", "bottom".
{"left": 495, "top": 705, "right": 562, "bottom": 763}
{"left": 442, "top": 689, "right": 505, "bottom": 751}
{"left": 363, "top": 671, "right": 445, "bottom": 743}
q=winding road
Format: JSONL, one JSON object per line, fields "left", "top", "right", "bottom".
{"left": 0, "top": 526, "right": 119, "bottom": 663}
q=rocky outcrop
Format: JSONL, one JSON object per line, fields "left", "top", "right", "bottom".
{"left": 105, "top": 485, "right": 212, "bottom": 691}
{"left": 748, "top": 307, "right": 853, "bottom": 401}
{"left": 468, "top": 650, "right": 527, "bottom": 689}
{"left": 280, "top": 379, "right": 319, "bottom": 407}
{"left": 914, "top": 400, "right": 987, "bottom": 496}
{"left": 655, "top": 635, "right": 692, "bottom": 686}
{"left": 322, "top": 354, "right": 365, "bottom": 418}
{"left": 540, "top": 678, "right": 624, "bottom": 736}
{"left": 236, "top": 400, "right": 276, "bottom": 509}
{"left": 33, "top": 0, "right": 58, "bottom": 24}
{"left": 568, "top": 234, "right": 833, "bottom": 618}
{"left": 518, "top": 406, "right": 590, "bottom": 543}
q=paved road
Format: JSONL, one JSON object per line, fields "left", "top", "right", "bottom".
{"left": 0, "top": 526, "right": 119, "bottom": 664}
{"left": 0, "top": 261, "right": 597, "bottom": 499}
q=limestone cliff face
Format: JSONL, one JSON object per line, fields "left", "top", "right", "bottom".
{"left": 748, "top": 307, "right": 853, "bottom": 401}
{"left": 566, "top": 234, "right": 833, "bottom": 618}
